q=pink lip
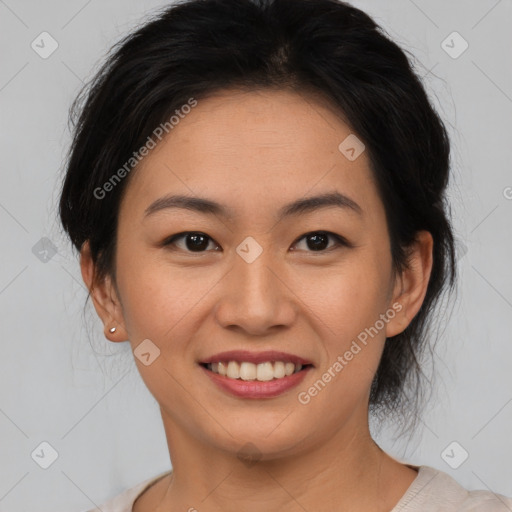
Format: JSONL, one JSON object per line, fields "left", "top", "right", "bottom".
{"left": 200, "top": 364, "right": 312, "bottom": 399}
{"left": 200, "top": 350, "right": 313, "bottom": 366}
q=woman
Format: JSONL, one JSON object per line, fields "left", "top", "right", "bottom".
{"left": 59, "top": 0, "right": 512, "bottom": 510}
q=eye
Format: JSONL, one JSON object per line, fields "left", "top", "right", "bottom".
{"left": 291, "top": 231, "right": 349, "bottom": 252}
{"left": 162, "top": 230, "right": 349, "bottom": 254}
{"left": 163, "top": 232, "right": 220, "bottom": 252}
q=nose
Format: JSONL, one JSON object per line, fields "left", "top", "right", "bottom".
{"left": 214, "top": 249, "right": 297, "bottom": 336}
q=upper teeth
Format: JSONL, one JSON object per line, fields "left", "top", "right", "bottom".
{"left": 207, "top": 361, "right": 303, "bottom": 381}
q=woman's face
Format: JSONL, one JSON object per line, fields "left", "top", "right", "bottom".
{"left": 86, "top": 89, "right": 429, "bottom": 459}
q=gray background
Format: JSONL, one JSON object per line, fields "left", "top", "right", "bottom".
{"left": 0, "top": 0, "right": 511, "bottom": 509}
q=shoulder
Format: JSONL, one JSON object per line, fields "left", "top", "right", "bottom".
{"left": 82, "top": 470, "right": 172, "bottom": 512}
{"left": 461, "top": 489, "right": 512, "bottom": 511}
{"left": 393, "top": 465, "right": 512, "bottom": 511}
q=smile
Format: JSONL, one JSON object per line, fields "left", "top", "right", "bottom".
{"left": 199, "top": 361, "right": 313, "bottom": 399}
{"left": 203, "top": 360, "right": 310, "bottom": 381}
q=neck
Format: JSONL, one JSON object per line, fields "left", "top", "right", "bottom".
{"left": 149, "top": 407, "right": 418, "bottom": 512}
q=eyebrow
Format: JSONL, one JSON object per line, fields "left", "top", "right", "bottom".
{"left": 143, "top": 191, "right": 363, "bottom": 221}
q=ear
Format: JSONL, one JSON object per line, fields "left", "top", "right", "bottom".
{"left": 385, "top": 230, "right": 434, "bottom": 338}
{"left": 80, "top": 240, "right": 128, "bottom": 342}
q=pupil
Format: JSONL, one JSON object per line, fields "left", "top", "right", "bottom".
{"left": 186, "top": 233, "right": 209, "bottom": 251}
{"left": 183, "top": 232, "right": 329, "bottom": 252}
{"left": 308, "top": 232, "right": 328, "bottom": 251}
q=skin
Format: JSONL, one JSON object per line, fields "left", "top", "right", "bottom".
{"left": 80, "top": 88, "right": 433, "bottom": 512}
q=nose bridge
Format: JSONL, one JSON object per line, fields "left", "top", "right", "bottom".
{"left": 234, "top": 233, "right": 277, "bottom": 293}
{"left": 215, "top": 240, "right": 294, "bottom": 332}
{"left": 238, "top": 251, "right": 275, "bottom": 302}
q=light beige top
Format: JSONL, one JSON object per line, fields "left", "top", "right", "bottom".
{"left": 86, "top": 465, "right": 512, "bottom": 511}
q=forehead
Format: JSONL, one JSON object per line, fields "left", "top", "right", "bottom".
{"left": 120, "top": 88, "right": 379, "bottom": 220}
{"left": 152, "top": 88, "right": 358, "bottom": 169}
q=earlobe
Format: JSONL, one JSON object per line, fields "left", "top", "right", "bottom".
{"left": 103, "top": 321, "right": 128, "bottom": 342}
{"left": 80, "top": 241, "right": 128, "bottom": 342}
{"left": 385, "top": 231, "right": 434, "bottom": 338}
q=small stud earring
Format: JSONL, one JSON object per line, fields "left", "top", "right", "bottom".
{"left": 109, "top": 326, "right": 117, "bottom": 333}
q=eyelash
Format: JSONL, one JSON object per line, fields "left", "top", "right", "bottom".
{"left": 162, "top": 231, "right": 351, "bottom": 253}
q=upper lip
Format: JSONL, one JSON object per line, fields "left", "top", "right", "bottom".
{"left": 200, "top": 350, "right": 314, "bottom": 367}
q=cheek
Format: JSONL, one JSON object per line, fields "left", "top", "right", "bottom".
{"left": 303, "top": 254, "right": 392, "bottom": 381}
{"left": 115, "top": 254, "right": 185, "bottom": 339}
{"left": 306, "top": 256, "right": 391, "bottom": 328}
{"left": 303, "top": 268, "right": 389, "bottom": 411}
{"left": 114, "top": 256, "right": 200, "bottom": 403}
{"left": 115, "top": 250, "right": 224, "bottom": 352}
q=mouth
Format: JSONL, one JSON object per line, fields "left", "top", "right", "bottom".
{"left": 199, "top": 360, "right": 314, "bottom": 382}
{"left": 199, "top": 359, "right": 313, "bottom": 399}
{"left": 197, "top": 350, "right": 314, "bottom": 398}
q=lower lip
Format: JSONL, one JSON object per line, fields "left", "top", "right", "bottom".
{"left": 199, "top": 364, "right": 312, "bottom": 398}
